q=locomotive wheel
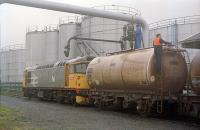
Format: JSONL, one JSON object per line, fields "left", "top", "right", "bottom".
{"left": 72, "top": 97, "right": 78, "bottom": 107}
{"left": 56, "top": 96, "right": 65, "bottom": 104}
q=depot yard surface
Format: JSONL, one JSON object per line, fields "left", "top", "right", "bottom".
{"left": 0, "top": 95, "right": 199, "bottom": 130}
{"left": 0, "top": 105, "right": 35, "bottom": 130}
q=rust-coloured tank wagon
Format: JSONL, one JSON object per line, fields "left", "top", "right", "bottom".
{"left": 86, "top": 47, "right": 188, "bottom": 115}
{"left": 87, "top": 47, "right": 187, "bottom": 95}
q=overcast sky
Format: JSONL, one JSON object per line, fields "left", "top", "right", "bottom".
{"left": 0, "top": 0, "right": 200, "bottom": 47}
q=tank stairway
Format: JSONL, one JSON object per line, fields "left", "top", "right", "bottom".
{"left": 77, "top": 40, "right": 99, "bottom": 57}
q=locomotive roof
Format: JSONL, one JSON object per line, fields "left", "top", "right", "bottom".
{"left": 25, "top": 56, "right": 94, "bottom": 70}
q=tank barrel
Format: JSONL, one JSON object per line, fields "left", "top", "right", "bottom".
{"left": 0, "top": 0, "right": 149, "bottom": 45}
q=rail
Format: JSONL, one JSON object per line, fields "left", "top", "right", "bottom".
{"left": 149, "top": 15, "right": 200, "bottom": 30}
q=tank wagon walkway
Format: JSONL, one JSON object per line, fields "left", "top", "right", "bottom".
{"left": 0, "top": 96, "right": 199, "bottom": 130}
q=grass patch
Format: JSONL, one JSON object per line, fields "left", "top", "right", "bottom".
{"left": 0, "top": 106, "right": 40, "bottom": 130}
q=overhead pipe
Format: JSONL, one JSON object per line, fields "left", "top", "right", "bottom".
{"left": 0, "top": 0, "right": 149, "bottom": 45}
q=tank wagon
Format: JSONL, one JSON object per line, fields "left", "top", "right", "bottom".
{"left": 87, "top": 46, "right": 187, "bottom": 115}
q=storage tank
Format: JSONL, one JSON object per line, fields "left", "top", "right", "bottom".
{"left": 0, "top": 45, "right": 26, "bottom": 84}
{"left": 26, "top": 27, "right": 46, "bottom": 66}
{"left": 59, "top": 16, "right": 81, "bottom": 60}
{"left": 45, "top": 25, "right": 59, "bottom": 64}
{"left": 81, "top": 5, "right": 141, "bottom": 56}
{"left": 191, "top": 54, "right": 200, "bottom": 94}
{"left": 86, "top": 47, "right": 187, "bottom": 95}
{"left": 26, "top": 25, "right": 59, "bottom": 66}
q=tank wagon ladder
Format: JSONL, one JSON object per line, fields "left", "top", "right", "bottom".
{"left": 156, "top": 75, "right": 164, "bottom": 114}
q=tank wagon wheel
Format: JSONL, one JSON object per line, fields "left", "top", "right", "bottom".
{"left": 137, "top": 99, "right": 151, "bottom": 116}
{"left": 198, "top": 111, "right": 200, "bottom": 120}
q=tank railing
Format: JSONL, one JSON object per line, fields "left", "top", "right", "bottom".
{"left": 59, "top": 16, "right": 82, "bottom": 25}
{"left": 44, "top": 24, "right": 59, "bottom": 32}
{"left": 0, "top": 44, "right": 25, "bottom": 52}
{"left": 92, "top": 5, "right": 141, "bottom": 16}
{"left": 149, "top": 15, "right": 200, "bottom": 30}
{"left": 26, "top": 25, "right": 46, "bottom": 33}
{"left": 26, "top": 24, "right": 59, "bottom": 33}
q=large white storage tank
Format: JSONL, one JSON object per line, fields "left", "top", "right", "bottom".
{"left": 45, "top": 25, "right": 59, "bottom": 64}
{"left": 59, "top": 16, "right": 81, "bottom": 60}
{"left": 26, "top": 25, "right": 59, "bottom": 66}
{"left": 81, "top": 5, "right": 141, "bottom": 55}
{"left": 26, "top": 27, "right": 46, "bottom": 67}
{"left": 0, "top": 44, "right": 26, "bottom": 84}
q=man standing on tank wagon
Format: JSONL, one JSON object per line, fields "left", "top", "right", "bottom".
{"left": 153, "top": 34, "right": 171, "bottom": 75}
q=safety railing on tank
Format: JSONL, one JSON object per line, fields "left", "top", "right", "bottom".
{"left": 26, "top": 24, "right": 59, "bottom": 33}
{"left": 59, "top": 16, "right": 82, "bottom": 25}
{"left": 44, "top": 24, "right": 59, "bottom": 31}
{"left": 149, "top": 15, "right": 200, "bottom": 30}
{"left": 92, "top": 5, "right": 141, "bottom": 16}
{"left": 0, "top": 44, "right": 25, "bottom": 52}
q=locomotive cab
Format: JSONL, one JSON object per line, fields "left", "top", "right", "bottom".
{"left": 67, "top": 61, "right": 90, "bottom": 105}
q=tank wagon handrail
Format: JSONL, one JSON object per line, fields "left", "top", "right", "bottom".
{"left": 92, "top": 5, "right": 141, "bottom": 16}
{"left": 149, "top": 15, "right": 200, "bottom": 30}
{"left": 0, "top": 44, "right": 25, "bottom": 52}
{"left": 59, "top": 16, "right": 82, "bottom": 25}
{"left": 106, "top": 45, "right": 186, "bottom": 56}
